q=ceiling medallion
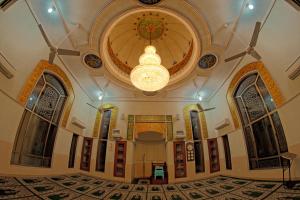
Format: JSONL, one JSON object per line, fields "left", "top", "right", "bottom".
{"left": 137, "top": 18, "right": 164, "bottom": 40}
{"left": 83, "top": 53, "right": 102, "bottom": 69}
{"left": 138, "top": 0, "right": 161, "bottom": 5}
{"left": 198, "top": 53, "right": 218, "bottom": 69}
{"left": 130, "top": 45, "right": 169, "bottom": 91}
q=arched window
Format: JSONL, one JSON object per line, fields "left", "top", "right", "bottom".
{"left": 11, "top": 73, "right": 67, "bottom": 167}
{"left": 234, "top": 73, "right": 288, "bottom": 169}
{"left": 190, "top": 110, "right": 205, "bottom": 173}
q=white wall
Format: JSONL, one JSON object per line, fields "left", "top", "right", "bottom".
{"left": 1, "top": 0, "right": 299, "bottom": 182}
{"left": 0, "top": 1, "right": 97, "bottom": 175}
{"left": 205, "top": 0, "right": 300, "bottom": 180}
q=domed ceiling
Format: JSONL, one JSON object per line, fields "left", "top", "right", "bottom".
{"left": 97, "top": 8, "right": 202, "bottom": 90}
{"left": 108, "top": 11, "right": 193, "bottom": 75}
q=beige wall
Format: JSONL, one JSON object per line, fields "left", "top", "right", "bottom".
{"left": 205, "top": 0, "right": 300, "bottom": 181}
{"left": 0, "top": 0, "right": 300, "bottom": 184}
{"left": 0, "top": 1, "right": 97, "bottom": 176}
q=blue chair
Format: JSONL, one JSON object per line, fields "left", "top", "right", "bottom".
{"left": 154, "top": 166, "right": 164, "bottom": 180}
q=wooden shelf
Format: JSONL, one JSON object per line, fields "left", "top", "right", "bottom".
{"left": 114, "top": 141, "right": 126, "bottom": 177}
{"left": 173, "top": 141, "right": 187, "bottom": 178}
{"left": 80, "top": 137, "right": 93, "bottom": 171}
{"left": 207, "top": 138, "right": 220, "bottom": 173}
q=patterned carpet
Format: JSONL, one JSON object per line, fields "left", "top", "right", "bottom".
{"left": 0, "top": 173, "right": 300, "bottom": 199}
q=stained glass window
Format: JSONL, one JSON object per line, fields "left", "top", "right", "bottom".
{"left": 11, "top": 73, "right": 67, "bottom": 167}
{"left": 234, "top": 73, "right": 288, "bottom": 169}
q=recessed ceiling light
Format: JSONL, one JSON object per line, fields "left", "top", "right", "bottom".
{"left": 198, "top": 96, "right": 203, "bottom": 101}
{"left": 98, "top": 95, "right": 103, "bottom": 101}
{"left": 47, "top": 7, "right": 54, "bottom": 13}
{"left": 247, "top": 3, "right": 254, "bottom": 10}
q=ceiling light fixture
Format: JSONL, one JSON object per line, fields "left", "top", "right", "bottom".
{"left": 130, "top": 27, "right": 169, "bottom": 92}
{"left": 98, "top": 94, "right": 103, "bottom": 101}
{"left": 247, "top": 3, "right": 254, "bottom": 10}
{"left": 47, "top": 6, "right": 55, "bottom": 13}
{"left": 198, "top": 96, "right": 203, "bottom": 101}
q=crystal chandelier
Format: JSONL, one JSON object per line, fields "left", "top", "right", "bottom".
{"left": 130, "top": 45, "right": 169, "bottom": 91}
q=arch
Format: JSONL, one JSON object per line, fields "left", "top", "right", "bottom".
{"left": 136, "top": 131, "right": 165, "bottom": 142}
{"left": 134, "top": 123, "right": 166, "bottom": 139}
{"left": 93, "top": 103, "right": 118, "bottom": 138}
{"left": 227, "top": 61, "right": 284, "bottom": 129}
{"left": 18, "top": 60, "right": 75, "bottom": 128}
{"left": 183, "top": 104, "right": 208, "bottom": 140}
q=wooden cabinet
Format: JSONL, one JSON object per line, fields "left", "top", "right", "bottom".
{"left": 207, "top": 138, "right": 220, "bottom": 173}
{"left": 173, "top": 141, "right": 187, "bottom": 178}
{"left": 80, "top": 137, "right": 93, "bottom": 171}
{"left": 114, "top": 141, "right": 127, "bottom": 177}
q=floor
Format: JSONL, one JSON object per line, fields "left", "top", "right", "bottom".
{"left": 0, "top": 173, "right": 300, "bottom": 199}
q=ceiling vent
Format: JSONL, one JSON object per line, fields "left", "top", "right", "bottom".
{"left": 198, "top": 53, "right": 218, "bottom": 69}
{"left": 0, "top": 0, "right": 17, "bottom": 11}
{"left": 286, "top": 0, "right": 300, "bottom": 11}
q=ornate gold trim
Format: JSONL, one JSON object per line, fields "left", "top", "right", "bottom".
{"left": 168, "top": 42, "right": 193, "bottom": 75}
{"left": 18, "top": 60, "right": 75, "bottom": 128}
{"left": 227, "top": 61, "right": 284, "bottom": 129}
{"left": 93, "top": 103, "right": 118, "bottom": 139}
{"left": 131, "top": 115, "right": 173, "bottom": 140}
{"left": 93, "top": 110, "right": 102, "bottom": 138}
{"left": 183, "top": 104, "right": 208, "bottom": 140}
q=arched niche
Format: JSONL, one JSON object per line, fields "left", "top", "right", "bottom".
{"left": 134, "top": 123, "right": 167, "bottom": 140}
{"left": 136, "top": 131, "right": 165, "bottom": 142}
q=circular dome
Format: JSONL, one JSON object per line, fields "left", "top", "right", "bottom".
{"left": 101, "top": 8, "right": 200, "bottom": 90}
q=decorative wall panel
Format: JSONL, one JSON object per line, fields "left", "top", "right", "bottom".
{"left": 127, "top": 115, "right": 173, "bottom": 141}
{"left": 127, "top": 115, "right": 134, "bottom": 140}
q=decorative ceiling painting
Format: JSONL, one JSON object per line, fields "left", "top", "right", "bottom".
{"left": 83, "top": 53, "right": 102, "bottom": 69}
{"left": 136, "top": 14, "right": 165, "bottom": 40}
{"left": 198, "top": 54, "right": 218, "bottom": 69}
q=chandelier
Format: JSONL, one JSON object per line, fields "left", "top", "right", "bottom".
{"left": 130, "top": 45, "right": 169, "bottom": 91}
{"left": 130, "top": 24, "right": 169, "bottom": 92}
